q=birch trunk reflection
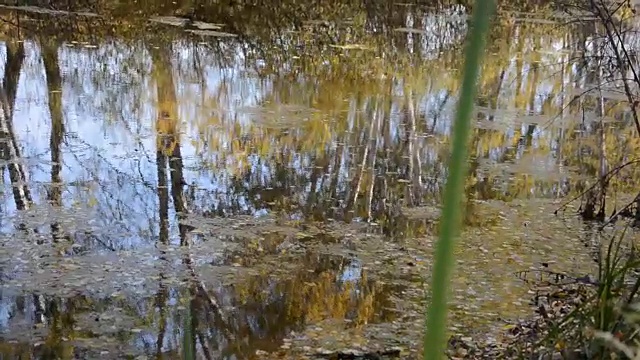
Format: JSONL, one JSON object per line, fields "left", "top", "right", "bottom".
{"left": 42, "top": 41, "right": 68, "bottom": 243}
{"left": 0, "top": 41, "right": 32, "bottom": 213}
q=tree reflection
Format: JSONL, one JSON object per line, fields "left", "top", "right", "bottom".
{"left": 0, "top": 0, "right": 638, "bottom": 358}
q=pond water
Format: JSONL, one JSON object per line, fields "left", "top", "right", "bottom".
{"left": 0, "top": 1, "right": 629, "bottom": 359}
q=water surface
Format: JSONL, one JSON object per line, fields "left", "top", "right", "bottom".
{"left": 0, "top": 1, "right": 623, "bottom": 358}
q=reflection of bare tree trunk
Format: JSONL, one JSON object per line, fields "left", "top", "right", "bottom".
{"left": 154, "top": 283, "right": 168, "bottom": 357}
{"left": 366, "top": 106, "right": 382, "bottom": 221}
{"left": 431, "top": 93, "right": 450, "bottom": 133}
{"left": 595, "top": 28, "right": 607, "bottom": 221}
{"left": 582, "top": 27, "right": 607, "bottom": 221}
{"left": 569, "top": 31, "right": 593, "bottom": 217}
{"left": 523, "top": 60, "right": 540, "bottom": 149}
{"left": 557, "top": 50, "right": 568, "bottom": 198}
{"left": 152, "top": 46, "right": 186, "bottom": 240}
{"left": 155, "top": 138, "right": 169, "bottom": 357}
{"left": 152, "top": 45, "right": 212, "bottom": 357}
{"left": 305, "top": 154, "right": 329, "bottom": 220}
{"left": 40, "top": 297, "right": 74, "bottom": 359}
{"left": 0, "top": 41, "right": 33, "bottom": 212}
{"left": 156, "top": 145, "right": 170, "bottom": 246}
{"left": 344, "top": 98, "right": 378, "bottom": 221}
{"left": 3, "top": 42, "right": 24, "bottom": 107}
{"left": 42, "top": 42, "right": 67, "bottom": 243}
{"left": 191, "top": 274, "right": 235, "bottom": 354}
{"left": 326, "top": 137, "right": 344, "bottom": 212}
{"left": 597, "top": 115, "right": 607, "bottom": 220}
{"left": 186, "top": 288, "right": 212, "bottom": 360}
{"left": 196, "top": 327, "right": 213, "bottom": 360}
{"left": 182, "top": 245, "right": 234, "bottom": 357}
{"left": 526, "top": 39, "right": 540, "bottom": 114}
{"left": 153, "top": 95, "right": 171, "bottom": 357}
{"left": 378, "top": 97, "right": 392, "bottom": 219}
{"left": 488, "top": 69, "right": 506, "bottom": 122}
{"left": 152, "top": 47, "right": 173, "bottom": 358}
{"left": 514, "top": 25, "right": 525, "bottom": 110}
{"left": 164, "top": 126, "right": 185, "bottom": 218}
{"left": 151, "top": 45, "right": 189, "bottom": 243}
{"left": 406, "top": 91, "right": 415, "bottom": 205}
{"left": 169, "top": 139, "right": 189, "bottom": 245}
{"left": 406, "top": 88, "right": 423, "bottom": 206}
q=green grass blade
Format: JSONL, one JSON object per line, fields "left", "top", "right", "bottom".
{"left": 423, "top": 2, "right": 496, "bottom": 360}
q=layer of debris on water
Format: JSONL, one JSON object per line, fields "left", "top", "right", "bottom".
{"left": 241, "top": 199, "right": 602, "bottom": 359}
{"left": 0, "top": 197, "right": 602, "bottom": 359}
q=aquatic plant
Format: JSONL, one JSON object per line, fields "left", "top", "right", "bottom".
{"left": 423, "top": 2, "right": 496, "bottom": 360}
{"left": 536, "top": 226, "right": 640, "bottom": 359}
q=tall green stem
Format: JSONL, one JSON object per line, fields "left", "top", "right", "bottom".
{"left": 423, "top": 2, "right": 495, "bottom": 360}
